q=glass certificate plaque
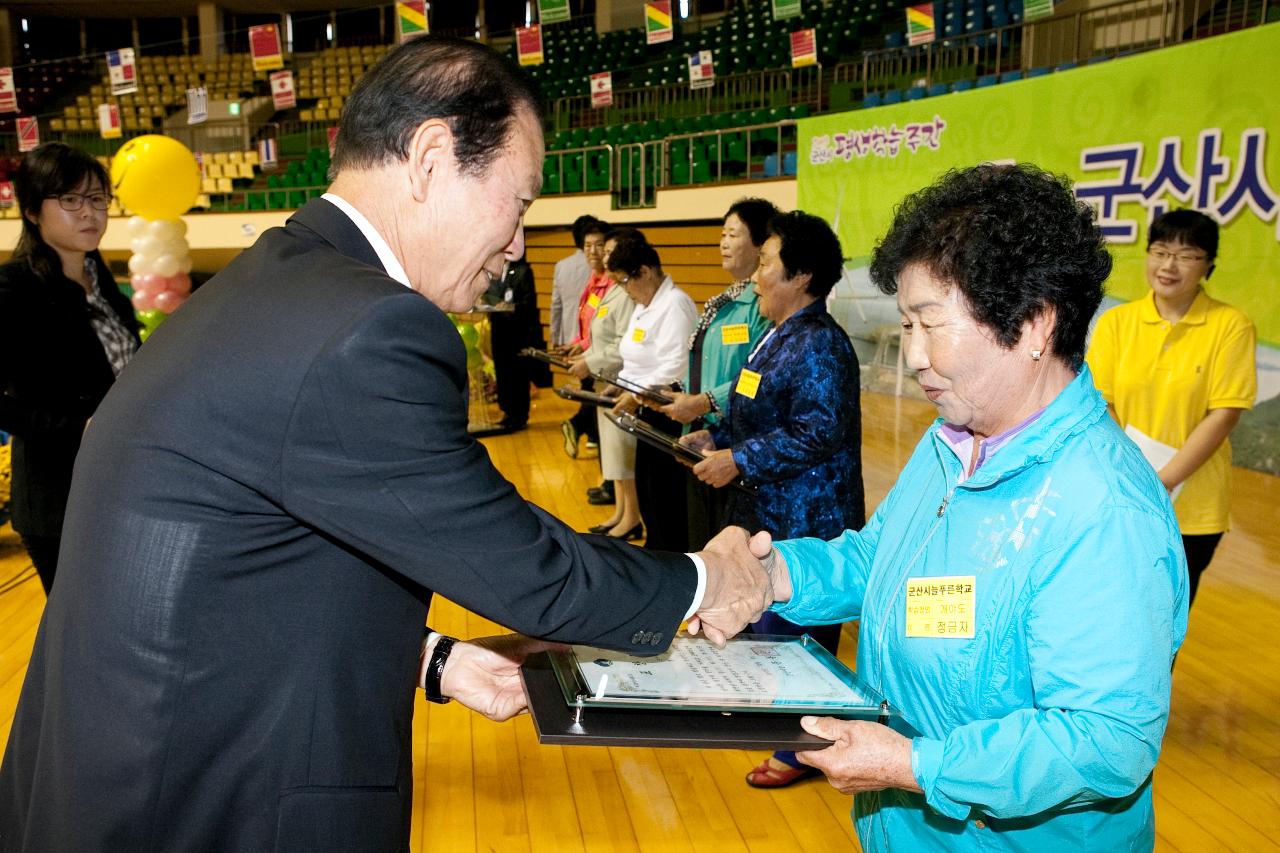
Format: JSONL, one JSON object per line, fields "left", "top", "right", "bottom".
{"left": 520, "top": 634, "right": 907, "bottom": 751}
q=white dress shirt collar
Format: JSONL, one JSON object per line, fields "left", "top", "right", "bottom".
{"left": 321, "top": 192, "right": 411, "bottom": 289}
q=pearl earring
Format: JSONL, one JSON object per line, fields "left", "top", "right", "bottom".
{"left": 1030, "top": 349, "right": 1042, "bottom": 361}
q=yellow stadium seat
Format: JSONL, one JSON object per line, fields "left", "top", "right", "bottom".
{"left": 216, "top": 177, "right": 233, "bottom": 193}
{"left": 244, "top": 150, "right": 259, "bottom": 166}
{"left": 207, "top": 164, "right": 225, "bottom": 178}
{"left": 201, "top": 178, "right": 218, "bottom": 194}
{"left": 212, "top": 151, "right": 229, "bottom": 164}
{"left": 194, "top": 193, "right": 211, "bottom": 209}
{"left": 50, "top": 118, "right": 66, "bottom": 131}
{"left": 238, "top": 162, "right": 256, "bottom": 179}
{"left": 228, "top": 151, "right": 243, "bottom": 163}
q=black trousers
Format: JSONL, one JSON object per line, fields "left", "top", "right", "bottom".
{"left": 1182, "top": 532, "right": 1223, "bottom": 607}
{"left": 20, "top": 533, "right": 59, "bottom": 595}
{"left": 686, "top": 474, "right": 732, "bottom": 551}
{"left": 635, "top": 408, "right": 689, "bottom": 552}
{"left": 488, "top": 316, "right": 530, "bottom": 426}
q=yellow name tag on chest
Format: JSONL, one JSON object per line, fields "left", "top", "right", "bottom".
{"left": 720, "top": 323, "right": 750, "bottom": 345}
{"left": 597, "top": 305, "right": 610, "bottom": 319}
{"left": 905, "top": 576, "right": 976, "bottom": 638}
{"left": 736, "top": 369, "right": 762, "bottom": 399}
{"left": 587, "top": 293, "right": 601, "bottom": 308}
{"left": 632, "top": 328, "right": 646, "bottom": 343}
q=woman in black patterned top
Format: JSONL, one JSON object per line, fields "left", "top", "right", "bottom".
{"left": 0, "top": 142, "right": 139, "bottom": 594}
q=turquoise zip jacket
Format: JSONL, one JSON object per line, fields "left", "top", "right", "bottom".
{"left": 772, "top": 366, "right": 1187, "bottom": 852}
{"left": 683, "top": 281, "right": 770, "bottom": 426}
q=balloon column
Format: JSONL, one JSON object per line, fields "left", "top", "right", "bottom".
{"left": 109, "top": 135, "right": 202, "bottom": 338}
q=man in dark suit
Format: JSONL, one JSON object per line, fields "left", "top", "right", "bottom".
{"left": 0, "top": 37, "right": 772, "bottom": 853}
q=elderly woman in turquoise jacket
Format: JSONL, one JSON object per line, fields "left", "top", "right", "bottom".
{"left": 745, "top": 165, "right": 1187, "bottom": 852}
{"left": 660, "top": 198, "right": 775, "bottom": 549}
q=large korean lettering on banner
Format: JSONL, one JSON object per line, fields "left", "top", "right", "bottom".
{"left": 799, "top": 25, "right": 1280, "bottom": 348}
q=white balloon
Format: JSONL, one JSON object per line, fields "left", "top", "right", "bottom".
{"left": 165, "top": 237, "right": 190, "bottom": 257}
{"left": 147, "top": 219, "right": 181, "bottom": 242}
{"left": 136, "top": 235, "right": 165, "bottom": 258}
{"left": 153, "top": 253, "right": 180, "bottom": 278}
{"left": 127, "top": 253, "right": 150, "bottom": 275}
{"left": 127, "top": 215, "right": 151, "bottom": 238}
{"left": 172, "top": 219, "right": 188, "bottom": 238}
{"left": 130, "top": 237, "right": 148, "bottom": 254}
{"left": 179, "top": 255, "right": 193, "bottom": 274}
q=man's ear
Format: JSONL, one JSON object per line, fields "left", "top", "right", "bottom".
{"left": 1205, "top": 262, "right": 1215, "bottom": 281}
{"left": 406, "top": 118, "right": 453, "bottom": 203}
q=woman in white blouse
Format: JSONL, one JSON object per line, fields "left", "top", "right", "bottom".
{"left": 603, "top": 232, "right": 697, "bottom": 545}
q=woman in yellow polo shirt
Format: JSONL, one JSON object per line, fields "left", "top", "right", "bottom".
{"left": 1087, "top": 210, "right": 1256, "bottom": 606}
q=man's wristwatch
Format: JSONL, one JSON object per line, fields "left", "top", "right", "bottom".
{"left": 423, "top": 634, "right": 457, "bottom": 704}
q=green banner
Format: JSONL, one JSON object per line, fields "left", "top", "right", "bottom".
{"left": 799, "top": 24, "right": 1280, "bottom": 347}
{"left": 538, "top": 0, "right": 571, "bottom": 25}
{"left": 1023, "top": 0, "right": 1054, "bottom": 21}
{"left": 772, "top": 0, "right": 803, "bottom": 21}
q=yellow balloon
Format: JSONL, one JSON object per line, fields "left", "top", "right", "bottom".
{"left": 110, "top": 135, "right": 201, "bottom": 221}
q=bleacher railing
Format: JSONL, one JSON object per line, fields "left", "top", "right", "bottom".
{"left": 837, "top": 0, "right": 1278, "bottom": 96}
{"left": 551, "top": 65, "right": 821, "bottom": 132}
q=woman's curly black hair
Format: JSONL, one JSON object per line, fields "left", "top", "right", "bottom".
{"left": 869, "top": 163, "right": 1112, "bottom": 370}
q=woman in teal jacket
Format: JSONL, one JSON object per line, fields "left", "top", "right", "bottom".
{"left": 758, "top": 165, "right": 1187, "bottom": 852}
{"left": 660, "top": 198, "right": 774, "bottom": 549}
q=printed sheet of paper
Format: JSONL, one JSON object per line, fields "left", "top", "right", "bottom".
{"left": 1124, "top": 424, "right": 1184, "bottom": 501}
{"left": 571, "top": 637, "right": 875, "bottom": 708}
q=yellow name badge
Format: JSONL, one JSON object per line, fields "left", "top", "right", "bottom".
{"left": 720, "top": 323, "right": 750, "bottom": 345}
{"left": 736, "top": 369, "right": 762, "bottom": 399}
{"left": 597, "top": 305, "right": 610, "bottom": 319}
{"left": 905, "top": 576, "right": 976, "bottom": 638}
{"left": 587, "top": 293, "right": 601, "bottom": 308}
{"left": 632, "top": 328, "right": 647, "bottom": 343}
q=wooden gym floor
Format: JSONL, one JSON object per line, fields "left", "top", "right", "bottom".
{"left": 1, "top": 389, "right": 1277, "bottom": 851}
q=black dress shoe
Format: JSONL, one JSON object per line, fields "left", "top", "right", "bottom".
{"left": 499, "top": 419, "right": 527, "bottom": 432}
{"left": 587, "top": 522, "right": 614, "bottom": 534}
{"left": 587, "top": 490, "right": 616, "bottom": 506}
{"left": 607, "top": 523, "right": 643, "bottom": 541}
{"left": 586, "top": 482, "right": 615, "bottom": 500}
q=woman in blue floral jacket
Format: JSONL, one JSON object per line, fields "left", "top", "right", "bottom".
{"left": 683, "top": 210, "right": 864, "bottom": 787}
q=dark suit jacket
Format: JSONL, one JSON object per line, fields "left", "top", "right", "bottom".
{"left": 0, "top": 200, "right": 696, "bottom": 853}
{"left": 0, "top": 253, "right": 139, "bottom": 537}
{"left": 711, "top": 301, "right": 865, "bottom": 540}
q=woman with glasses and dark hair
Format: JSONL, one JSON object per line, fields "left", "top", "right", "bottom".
{"left": 682, "top": 210, "right": 864, "bottom": 788}
{"left": 1087, "top": 209, "right": 1256, "bottom": 609}
{"left": 603, "top": 231, "right": 698, "bottom": 545}
{"left": 0, "top": 142, "right": 139, "bottom": 594}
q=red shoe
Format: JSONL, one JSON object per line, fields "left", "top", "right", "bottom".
{"left": 745, "top": 759, "right": 819, "bottom": 788}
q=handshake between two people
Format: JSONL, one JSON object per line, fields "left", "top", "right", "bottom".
{"left": 686, "top": 525, "right": 794, "bottom": 646}
{"left": 422, "top": 525, "right": 793, "bottom": 723}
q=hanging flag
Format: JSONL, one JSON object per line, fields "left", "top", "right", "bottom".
{"left": 590, "top": 71, "right": 613, "bottom": 109}
{"left": 259, "top": 137, "right": 278, "bottom": 170}
{"left": 790, "top": 28, "right": 818, "bottom": 66}
{"left": 396, "top": 1, "right": 428, "bottom": 43}
{"left": 16, "top": 116, "right": 39, "bottom": 152}
{"left": 327, "top": 126, "right": 340, "bottom": 157}
{"left": 772, "top": 0, "right": 803, "bottom": 20}
{"left": 187, "top": 87, "right": 208, "bottom": 124}
{"left": 646, "top": 2, "right": 674, "bottom": 45}
{"left": 517, "top": 26, "right": 544, "bottom": 66}
{"left": 538, "top": 0, "right": 571, "bottom": 24}
{"left": 97, "top": 103, "right": 122, "bottom": 139}
{"left": 107, "top": 48, "right": 138, "bottom": 96}
{"left": 688, "top": 50, "right": 715, "bottom": 90}
{"left": 906, "top": 4, "right": 937, "bottom": 45}
{"left": 0, "top": 67, "right": 18, "bottom": 114}
{"left": 1023, "top": 0, "right": 1054, "bottom": 20}
{"left": 249, "top": 24, "right": 284, "bottom": 71}
{"left": 270, "top": 70, "right": 297, "bottom": 110}
{"left": 0, "top": 181, "right": 14, "bottom": 209}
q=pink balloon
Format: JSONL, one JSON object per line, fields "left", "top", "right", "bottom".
{"left": 132, "top": 290, "right": 157, "bottom": 312}
{"left": 131, "top": 273, "right": 161, "bottom": 294}
{"left": 154, "top": 290, "right": 186, "bottom": 313}
{"left": 165, "top": 273, "right": 192, "bottom": 296}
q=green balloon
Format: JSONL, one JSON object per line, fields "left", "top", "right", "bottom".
{"left": 136, "top": 308, "right": 166, "bottom": 342}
